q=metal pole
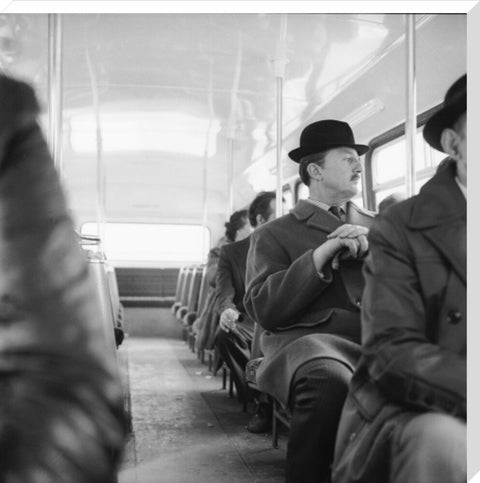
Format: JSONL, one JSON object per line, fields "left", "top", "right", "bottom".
{"left": 86, "top": 37, "right": 105, "bottom": 247}
{"left": 202, "top": 58, "right": 214, "bottom": 260}
{"left": 226, "top": 32, "right": 242, "bottom": 215}
{"left": 227, "top": 137, "right": 234, "bottom": 214}
{"left": 405, "top": 14, "right": 417, "bottom": 197}
{"left": 47, "top": 14, "right": 63, "bottom": 174}
{"left": 273, "top": 15, "right": 288, "bottom": 217}
{"left": 275, "top": 75, "right": 284, "bottom": 217}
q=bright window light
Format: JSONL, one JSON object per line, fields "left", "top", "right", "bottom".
{"left": 70, "top": 112, "right": 220, "bottom": 156}
{"left": 81, "top": 222, "right": 210, "bottom": 265}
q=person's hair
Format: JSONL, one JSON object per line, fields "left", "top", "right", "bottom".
{"left": 248, "top": 191, "right": 276, "bottom": 227}
{"left": 299, "top": 151, "right": 328, "bottom": 186}
{"left": 378, "top": 192, "right": 406, "bottom": 213}
{"left": 224, "top": 209, "right": 248, "bottom": 242}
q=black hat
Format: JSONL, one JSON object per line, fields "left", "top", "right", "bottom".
{"left": 288, "top": 119, "right": 369, "bottom": 162}
{"left": 423, "top": 74, "right": 466, "bottom": 153}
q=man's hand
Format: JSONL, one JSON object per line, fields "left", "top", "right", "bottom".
{"left": 313, "top": 224, "right": 369, "bottom": 271}
{"left": 219, "top": 308, "right": 240, "bottom": 332}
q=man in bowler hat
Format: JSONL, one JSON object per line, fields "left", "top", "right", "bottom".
{"left": 244, "top": 119, "right": 375, "bottom": 483}
{"left": 333, "top": 74, "right": 466, "bottom": 483}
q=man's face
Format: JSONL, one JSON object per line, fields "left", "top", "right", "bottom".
{"left": 317, "top": 147, "right": 363, "bottom": 199}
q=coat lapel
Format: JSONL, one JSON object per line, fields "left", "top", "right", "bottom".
{"left": 292, "top": 199, "right": 343, "bottom": 233}
{"left": 408, "top": 161, "right": 466, "bottom": 284}
{"left": 292, "top": 199, "right": 375, "bottom": 233}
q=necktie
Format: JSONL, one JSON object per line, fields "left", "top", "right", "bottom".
{"left": 328, "top": 205, "right": 342, "bottom": 220}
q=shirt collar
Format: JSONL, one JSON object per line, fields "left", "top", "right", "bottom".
{"left": 455, "top": 176, "right": 466, "bottom": 199}
{"left": 306, "top": 197, "right": 346, "bottom": 213}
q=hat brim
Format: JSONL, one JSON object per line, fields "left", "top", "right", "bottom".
{"left": 288, "top": 143, "right": 370, "bottom": 162}
{"left": 423, "top": 101, "right": 466, "bottom": 152}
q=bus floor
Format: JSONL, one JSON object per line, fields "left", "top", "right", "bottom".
{"left": 118, "top": 307, "right": 287, "bottom": 483}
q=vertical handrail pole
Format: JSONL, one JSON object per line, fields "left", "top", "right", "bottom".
{"left": 405, "top": 14, "right": 417, "bottom": 197}
{"left": 227, "top": 137, "right": 234, "bottom": 214}
{"left": 273, "top": 15, "right": 288, "bottom": 217}
{"left": 86, "top": 35, "right": 105, "bottom": 247}
{"left": 226, "top": 31, "right": 242, "bottom": 215}
{"left": 202, "top": 58, "right": 215, "bottom": 260}
{"left": 275, "top": 75, "right": 284, "bottom": 216}
{"left": 47, "top": 14, "right": 64, "bottom": 174}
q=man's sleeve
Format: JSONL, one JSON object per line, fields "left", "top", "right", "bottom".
{"left": 215, "top": 246, "right": 237, "bottom": 315}
{"left": 361, "top": 215, "right": 466, "bottom": 419}
{"left": 0, "top": 75, "right": 125, "bottom": 481}
{"left": 244, "top": 226, "right": 333, "bottom": 331}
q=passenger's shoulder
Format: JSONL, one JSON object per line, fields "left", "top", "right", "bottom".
{"left": 349, "top": 202, "right": 376, "bottom": 219}
{"left": 222, "top": 236, "right": 250, "bottom": 256}
{"left": 253, "top": 212, "right": 297, "bottom": 236}
{"left": 370, "top": 197, "right": 416, "bottom": 240}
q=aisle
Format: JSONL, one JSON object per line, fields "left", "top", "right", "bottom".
{"left": 118, "top": 308, "right": 286, "bottom": 483}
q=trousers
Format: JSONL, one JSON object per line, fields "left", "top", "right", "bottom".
{"left": 215, "top": 323, "right": 254, "bottom": 404}
{"left": 286, "top": 358, "right": 353, "bottom": 483}
{"left": 390, "top": 412, "right": 466, "bottom": 483}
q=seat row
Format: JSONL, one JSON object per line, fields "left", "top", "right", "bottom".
{"left": 171, "top": 265, "right": 290, "bottom": 445}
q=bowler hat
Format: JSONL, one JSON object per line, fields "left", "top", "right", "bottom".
{"left": 288, "top": 119, "right": 369, "bottom": 162}
{"left": 423, "top": 74, "right": 466, "bottom": 152}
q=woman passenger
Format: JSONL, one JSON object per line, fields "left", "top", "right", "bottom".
{"left": 193, "top": 210, "right": 252, "bottom": 356}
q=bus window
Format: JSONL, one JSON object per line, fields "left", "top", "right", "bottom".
{"left": 296, "top": 181, "right": 309, "bottom": 202}
{"left": 371, "top": 128, "right": 445, "bottom": 208}
{"left": 282, "top": 186, "right": 294, "bottom": 212}
{"left": 80, "top": 222, "right": 210, "bottom": 265}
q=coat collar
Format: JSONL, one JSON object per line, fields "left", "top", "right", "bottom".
{"left": 292, "top": 199, "right": 374, "bottom": 232}
{"left": 408, "top": 160, "right": 465, "bottom": 230}
{"left": 408, "top": 160, "right": 466, "bottom": 284}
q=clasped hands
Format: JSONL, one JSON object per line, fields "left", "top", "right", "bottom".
{"left": 219, "top": 308, "right": 240, "bottom": 332}
{"left": 313, "top": 224, "right": 369, "bottom": 271}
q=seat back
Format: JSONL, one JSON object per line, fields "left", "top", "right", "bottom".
{"left": 173, "top": 266, "right": 186, "bottom": 302}
{"left": 187, "top": 265, "right": 204, "bottom": 313}
{"left": 196, "top": 265, "right": 209, "bottom": 315}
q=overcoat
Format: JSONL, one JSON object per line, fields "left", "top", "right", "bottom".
{"left": 216, "top": 236, "right": 255, "bottom": 331}
{"left": 244, "top": 199, "right": 375, "bottom": 406}
{"left": 332, "top": 161, "right": 466, "bottom": 482}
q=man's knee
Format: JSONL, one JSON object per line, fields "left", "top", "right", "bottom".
{"left": 398, "top": 412, "right": 465, "bottom": 455}
{"left": 291, "top": 359, "right": 352, "bottom": 408}
{"left": 393, "top": 413, "right": 466, "bottom": 483}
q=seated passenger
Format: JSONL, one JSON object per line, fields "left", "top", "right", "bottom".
{"left": 194, "top": 210, "right": 252, "bottom": 355}
{"left": 244, "top": 120, "right": 375, "bottom": 483}
{"left": 0, "top": 75, "right": 125, "bottom": 481}
{"left": 377, "top": 192, "right": 406, "bottom": 213}
{"left": 215, "top": 191, "right": 280, "bottom": 433}
{"left": 332, "top": 74, "right": 466, "bottom": 483}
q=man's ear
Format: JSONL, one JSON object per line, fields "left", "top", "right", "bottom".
{"left": 440, "top": 128, "right": 460, "bottom": 160}
{"left": 306, "top": 162, "right": 322, "bottom": 181}
{"left": 256, "top": 213, "right": 265, "bottom": 226}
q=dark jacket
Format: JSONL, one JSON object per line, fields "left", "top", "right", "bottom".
{"left": 0, "top": 75, "right": 125, "bottom": 481}
{"left": 333, "top": 161, "right": 466, "bottom": 482}
{"left": 244, "top": 199, "right": 375, "bottom": 405}
{"left": 216, "top": 236, "right": 254, "bottom": 329}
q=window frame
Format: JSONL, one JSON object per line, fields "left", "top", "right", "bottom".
{"left": 363, "top": 104, "right": 443, "bottom": 211}
{"left": 79, "top": 221, "right": 211, "bottom": 266}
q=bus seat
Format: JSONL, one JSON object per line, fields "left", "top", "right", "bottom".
{"left": 171, "top": 266, "right": 189, "bottom": 315}
{"left": 246, "top": 357, "right": 291, "bottom": 448}
{"left": 86, "top": 259, "right": 119, "bottom": 357}
{"left": 182, "top": 265, "right": 204, "bottom": 340}
{"left": 171, "top": 266, "right": 186, "bottom": 314}
{"left": 176, "top": 266, "right": 197, "bottom": 321}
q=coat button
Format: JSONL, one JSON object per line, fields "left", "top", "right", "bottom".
{"left": 354, "top": 298, "right": 361, "bottom": 307}
{"left": 447, "top": 310, "right": 462, "bottom": 324}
